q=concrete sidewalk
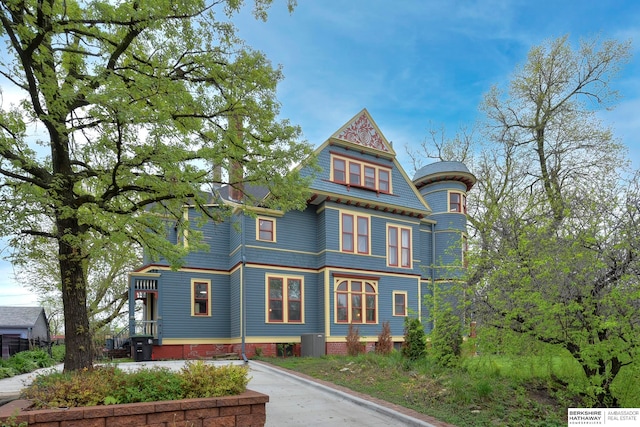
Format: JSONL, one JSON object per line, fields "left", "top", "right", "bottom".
{"left": 0, "top": 360, "right": 447, "bottom": 427}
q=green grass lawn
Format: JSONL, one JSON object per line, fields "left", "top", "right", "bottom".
{"left": 261, "top": 350, "right": 640, "bottom": 427}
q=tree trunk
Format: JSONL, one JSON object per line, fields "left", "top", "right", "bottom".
{"left": 58, "top": 217, "right": 93, "bottom": 371}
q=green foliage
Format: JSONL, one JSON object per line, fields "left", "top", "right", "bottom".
{"left": 429, "top": 308, "right": 463, "bottom": 367}
{"left": 110, "top": 367, "right": 184, "bottom": 403}
{"left": 0, "top": 350, "right": 59, "bottom": 378}
{"left": 0, "top": 413, "right": 27, "bottom": 427}
{"left": 401, "top": 317, "right": 427, "bottom": 361}
{"left": 0, "top": 367, "right": 18, "bottom": 379}
{"left": 180, "top": 361, "right": 249, "bottom": 398}
{"left": 470, "top": 35, "right": 638, "bottom": 407}
{"left": 265, "top": 352, "right": 574, "bottom": 426}
{"left": 51, "top": 345, "right": 66, "bottom": 362}
{"left": 0, "top": 0, "right": 313, "bottom": 371}
{"left": 375, "top": 321, "right": 393, "bottom": 356}
{"left": 345, "top": 323, "right": 364, "bottom": 356}
{"left": 21, "top": 362, "right": 250, "bottom": 408}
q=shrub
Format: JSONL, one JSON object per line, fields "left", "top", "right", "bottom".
{"left": 51, "top": 345, "right": 65, "bottom": 362}
{"left": 180, "top": 361, "right": 249, "bottom": 398}
{"left": 0, "top": 366, "right": 18, "bottom": 379}
{"left": 21, "top": 361, "right": 250, "bottom": 409}
{"left": 23, "top": 367, "right": 124, "bottom": 408}
{"left": 111, "top": 367, "right": 183, "bottom": 403}
{"left": 375, "top": 321, "right": 393, "bottom": 356}
{"left": 429, "top": 307, "right": 462, "bottom": 367}
{"left": 346, "top": 323, "right": 364, "bottom": 356}
{"left": 402, "top": 317, "right": 426, "bottom": 361}
{"left": 6, "top": 350, "right": 56, "bottom": 374}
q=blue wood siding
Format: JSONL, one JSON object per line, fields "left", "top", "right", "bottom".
{"left": 327, "top": 271, "right": 420, "bottom": 338}
{"left": 131, "top": 115, "right": 474, "bottom": 346}
{"left": 244, "top": 207, "right": 319, "bottom": 269}
{"left": 230, "top": 269, "right": 241, "bottom": 337}
{"left": 157, "top": 271, "right": 230, "bottom": 339}
{"left": 242, "top": 267, "right": 322, "bottom": 336}
{"left": 308, "top": 145, "right": 429, "bottom": 213}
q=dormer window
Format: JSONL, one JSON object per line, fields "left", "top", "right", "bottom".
{"left": 333, "top": 158, "right": 346, "bottom": 183}
{"left": 331, "top": 153, "right": 392, "bottom": 193}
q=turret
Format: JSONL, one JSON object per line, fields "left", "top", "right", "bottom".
{"left": 413, "top": 161, "right": 476, "bottom": 279}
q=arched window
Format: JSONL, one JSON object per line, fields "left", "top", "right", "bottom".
{"left": 334, "top": 279, "right": 377, "bottom": 324}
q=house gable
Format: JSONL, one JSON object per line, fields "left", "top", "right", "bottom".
{"left": 305, "top": 109, "right": 430, "bottom": 217}
{"left": 330, "top": 109, "right": 395, "bottom": 156}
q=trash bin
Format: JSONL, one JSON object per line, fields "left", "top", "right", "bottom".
{"left": 131, "top": 335, "right": 153, "bottom": 362}
{"left": 301, "top": 333, "right": 325, "bottom": 357}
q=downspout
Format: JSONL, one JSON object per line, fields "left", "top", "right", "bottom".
{"left": 241, "top": 212, "right": 248, "bottom": 363}
{"left": 431, "top": 221, "right": 436, "bottom": 331}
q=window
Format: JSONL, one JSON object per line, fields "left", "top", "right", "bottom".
{"left": 257, "top": 217, "right": 276, "bottom": 242}
{"left": 266, "top": 275, "right": 304, "bottom": 323}
{"left": 333, "top": 158, "right": 346, "bottom": 183}
{"left": 335, "top": 279, "right": 377, "bottom": 323}
{"left": 388, "top": 225, "right": 412, "bottom": 268}
{"left": 393, "top": 291, "right": 407, "bottom": 316}
{"left": 449, "top": 191, "right": 467, "bottom": 213}
{"left": 357, "top": 216, "right": 369, "bottom": 253}
{"left": 379, "top": 170, "right": 390, "bottom": 192}
{"left": 364, "top": 166, "right": 376, "bottom": 189}
{"left": 341, "top": 212, "right": 370, "bottom": 254}
{"left": 349, "top": 162, "right": 361, "bottom": 186}
{"left": 330, "top": 154, "right": 391, "bottom": 193}
{"left": 192, "top": 280, "right": 210, "bottom": 316}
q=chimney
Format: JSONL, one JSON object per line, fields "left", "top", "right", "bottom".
{"left": 211, "top": 164, "right": 222, "bottom": 190}
{"left": 228, "top": 114, "right": 244, "bottom": 202}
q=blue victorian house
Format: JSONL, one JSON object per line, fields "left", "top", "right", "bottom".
{"left": 128, "top": 109, "right": 475, "bottom": 359}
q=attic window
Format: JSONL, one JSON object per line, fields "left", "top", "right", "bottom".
{"left": 331, "top": 153, "right": 392, "bottom": 193}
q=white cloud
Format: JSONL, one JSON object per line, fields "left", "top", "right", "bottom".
{"left": 0, "top": 258, "right": 39, "bottom": 307}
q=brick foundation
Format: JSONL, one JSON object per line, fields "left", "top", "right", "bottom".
{"left": 0, "top": 390, "right": 268, "bottom": 427}
{"left": 151, "top": 343, "right": 306, "bottom": 360}
{"left": 325, "top": 341, "right": 376, "bottom": 355}
{"left": 150, "top": 341, "right": 382, "bottom": 359}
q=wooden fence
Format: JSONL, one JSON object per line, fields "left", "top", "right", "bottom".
{"left": 0, "top": 335, "right": 51, "bottom": 359}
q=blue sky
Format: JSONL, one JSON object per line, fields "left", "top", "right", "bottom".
{"left": 233, "top": 0, "right": 640, "bottom": 171}
{"left": 2, "top": 0, "right": 640, "bottom": 306}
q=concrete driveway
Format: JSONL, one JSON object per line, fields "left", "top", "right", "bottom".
{"left": 0, "top": 360, "right": 448, "bottom": 427}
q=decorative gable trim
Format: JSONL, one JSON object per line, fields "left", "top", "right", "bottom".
{"left": 331, "top": 109, "right": 396, "bottom": 156}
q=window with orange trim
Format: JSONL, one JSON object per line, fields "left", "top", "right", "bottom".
{"left": 341, "top": 212, "right": 370, "bottom": 254}
{"left": 333, "top": 158, "right": 346, "bottom": 183}
{"left": 335, "top": 279, "right": 377, "bottom": 324}
{"left": 449, "top": 191, "right": 467, "bottom": 213}
{"left": 393, "top": 291, "right": 407, "bottom": 316}
{"left": 388, "top": 225, "right": 412, "bottom": 268}
{"left": 330, "top": 154, "right": 392, "bottom": 193}
{"left": 257, "top": 217, "right": 275, "bottom": 242}
{"left": 192, "top": 280, "right": 210, "bottom": 316}
{"left": 267, "top": 276, "right": 303, "bottom": 323}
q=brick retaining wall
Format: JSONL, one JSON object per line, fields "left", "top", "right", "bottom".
{"left": 0, "top": 390, "right": 268, "bottom": 427}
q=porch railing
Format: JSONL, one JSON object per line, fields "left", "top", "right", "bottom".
{"left": 132, "top": 320, "right": 158, "bottom": 338}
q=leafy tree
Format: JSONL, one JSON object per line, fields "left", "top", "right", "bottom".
{"left": 469, "top": 35, "right": 639, "bottom": 406}
{"left": 0, "top": 0, "right": 312, "bottom": 371}
{"left": 429, "top": 306, "right": 462, "bottom": 368}
{"left": 14, "top": 234, "right": 141, "bottom": 334}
